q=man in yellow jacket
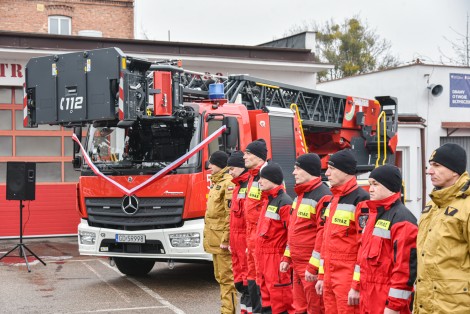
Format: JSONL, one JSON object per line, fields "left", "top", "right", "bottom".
{"left": 415, "top": 143, "right": 470, "bottom": 313}
{"left": 203, "top": 150, "right": 237, "bottom": 314}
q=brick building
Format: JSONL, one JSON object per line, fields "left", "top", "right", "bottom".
{"left": 0, "top": 0, "right": 133, "bottom": 39}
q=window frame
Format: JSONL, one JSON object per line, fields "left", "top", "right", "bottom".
{"left": 48, "top": 15, "right": 71, "bottom": 35}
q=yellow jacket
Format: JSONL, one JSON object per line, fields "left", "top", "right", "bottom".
{"left": 203, "top": 168, "right": 234, "bottom": 255}
{"left": 414, "top": 172, "right": 470, "bottom": 313}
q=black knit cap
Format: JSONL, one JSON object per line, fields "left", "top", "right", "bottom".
{"left": 260, "top": 163, "right": 283, "bottom": 185}
{"left": 369, "top": 165, "right": 402, "bottom": 193}
{"left": 328, "top": 149, "right": 357, "bottom": 175}
{"left": 227, "top": 150, "right": 245, "bottom": 168}
{"left": 209, "top": 151, "right": 228, "bottom": 169}
{"left": 245, "top": 139, "right": 268, "bottom": 161}
{"left": 296, "top": 153, "right": 321, "bottom": 177}
{"left": 429, "top": 143, "right": 467, "bottom": 175}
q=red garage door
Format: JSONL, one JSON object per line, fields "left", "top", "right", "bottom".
{"left": 0, "top": 184, "right": 80, "bottom": 238}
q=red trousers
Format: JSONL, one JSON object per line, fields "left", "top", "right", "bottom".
{"left": 323, "top": 259, "right": 359, "bottom": 314}
{"left": 246, "top": 223, "right": 262, "bottom": 313}
{"left": 231, "top": 230, "right": 248, "bottom": 284}
{"left": 257, "top": 251, "right": 294, "bottom": 314}
{"left": 246, "top": 222, "right": 258, "bottom": 280}
{"left": 360, "top": 280, "right": 411, "bottom": 314}
{"left": 290, "top": 246, "right": 324, "bottom": 314}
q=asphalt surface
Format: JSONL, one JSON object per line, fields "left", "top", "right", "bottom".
{"left": 0, "top": 237, "right": 224, "bottom": 314}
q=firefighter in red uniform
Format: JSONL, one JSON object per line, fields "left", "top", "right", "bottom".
{"left": 358, "top": 165, "right": 417, "bottom": 314}
{"left": 305, "top": 149, "right": 369, "bottom": 314}
{"left": 228, "top": 151, "right": 252, "bottom": 314}
{"left": 257, "top": 163, "right": 294, "bottom": 314}
{"left": 243, "top": 139, "right": 268, "bottom": 314}
{"left": 280, "top": 153, "right": 331, "bottom": 314}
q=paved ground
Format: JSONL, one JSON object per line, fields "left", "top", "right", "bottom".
{"left": 0, "top": 237, "right": 224, "bottom": 314}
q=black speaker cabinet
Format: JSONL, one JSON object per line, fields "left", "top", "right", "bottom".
{"left": 6, "top": 162, "right": 36, "bottom": 201}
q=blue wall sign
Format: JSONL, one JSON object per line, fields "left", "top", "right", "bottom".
{"left": 450, "top": 73, "right": 470, "bottom": 108}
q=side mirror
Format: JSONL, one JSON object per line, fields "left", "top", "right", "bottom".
{"left": 73, "top": 126, "right": 82, "bottom": 169}
{"left": 223, "top": 116, "right": 239, "bottom": 150}
{"left": 73, "top": 126, "right": 82, "bottom": 154}
{"left": 73, "top": 156, "right": 82, "bottom": 169}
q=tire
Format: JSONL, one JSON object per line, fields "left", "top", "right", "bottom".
{"left": 113, "top": 257, "right": 155, "bottom": 276}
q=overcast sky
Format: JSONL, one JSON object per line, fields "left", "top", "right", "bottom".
{"left": 135, "top": 0, "right": 469, "bottom": 65}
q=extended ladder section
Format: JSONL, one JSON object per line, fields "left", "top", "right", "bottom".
{"left": 225, "top": 75, "right": 348, "bottom": 129}
{"left": 183, "top": 73, "right": 397, "bottom": 145}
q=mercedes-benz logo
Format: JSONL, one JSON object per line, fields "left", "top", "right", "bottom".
{"left": 122, "top": 195, "right": 139, "bottom": 215}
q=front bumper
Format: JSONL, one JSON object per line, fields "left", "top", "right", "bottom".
{"left": 78, "top": 218, "right": 211, "bottom": 261}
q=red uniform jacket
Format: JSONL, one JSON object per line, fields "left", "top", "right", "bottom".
{"left": 282, "top": 177, "right": 332, "bottom": 263}
{"left": 230, "top": 171, "right": 250, "bottom": 235}
{"left": 358, "top": 192, "right": 417, "bottom": 313}
{"left": 256, "top": 185, "right": 291, "bottom": 254}
{"left": 229, "top": 171, "right": 250, "bottom": 284}
{"left": 245, "top": 165, "right": 264, "bottom": 225}
{"left": 307, "top": 177, "right": 369, "bottom": 290}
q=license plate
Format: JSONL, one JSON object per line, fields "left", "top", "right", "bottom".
{"left": 115, "top": 234, "right": 145, "bottom": 243}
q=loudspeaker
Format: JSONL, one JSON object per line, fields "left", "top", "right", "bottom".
{"left": 6, "top": 162, "right": 36, "bottom": 201}
{"left": 427, "top": 84, "right": 443, "bottom": 97}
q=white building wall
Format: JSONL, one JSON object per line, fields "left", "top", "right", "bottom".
{"left": 317, "top": 65, "right": 470, "bottom": 216}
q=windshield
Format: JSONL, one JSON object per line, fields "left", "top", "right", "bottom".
{"left": 84, "top": 115, "right": 200, "bottom": 174}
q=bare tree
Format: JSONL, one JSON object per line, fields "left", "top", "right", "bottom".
{"left": 440, "top": 12, "right": 469, "bottom": 66}
{"left": 284, "top": 16, "right": 400, "bottom": 82}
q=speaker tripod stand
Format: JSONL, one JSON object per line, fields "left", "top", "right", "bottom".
{"left": 0, "top": 200, "right": 46, "bottom": 272}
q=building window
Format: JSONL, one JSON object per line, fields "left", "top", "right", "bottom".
{"left": 0, "top": 110, "right": 12, "bottom": 130}
{"left": 0, "top": 86, "right": 77, "bottom": 183}
{"left": 14, "top": 87, "right": 23, "bottom": 104}
{"left": 0, "top": 136, "right": 12, "bottom": 156}
{"left": 0, "top": 87, "right": 12, "bottom": 103}
{"left": 48, "top": 15, "right": 71, "bottom": 35}
{"left": 36, "top": 162, "right": 62, "bottom": 182}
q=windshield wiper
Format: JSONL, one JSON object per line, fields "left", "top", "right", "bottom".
{"left": 96, "top": 164, "right": 121, "bottom": 175}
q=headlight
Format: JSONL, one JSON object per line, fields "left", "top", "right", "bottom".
{"left": 79, "top": 230, "right": 96, "bottom": 245}
{"left": 169, "top": 232, "right": 200, "bottom": 247}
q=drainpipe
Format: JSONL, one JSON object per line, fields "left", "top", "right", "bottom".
{"left": 420, "top": 127, "right": 427, "bottom": 209}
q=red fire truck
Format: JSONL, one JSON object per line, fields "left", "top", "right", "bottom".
{"left": 24, "top": 47, "right": 397, "bottom": 275}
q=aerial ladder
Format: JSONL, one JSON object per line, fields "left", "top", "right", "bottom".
{"left": 25, "top": 47, "right": 397, "bottom": 174}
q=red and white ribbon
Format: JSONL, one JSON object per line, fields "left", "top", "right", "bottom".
{"left": 72, "top": 125, "right": 226, "bottom": 195}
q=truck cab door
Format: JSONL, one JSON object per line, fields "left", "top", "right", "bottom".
{"left": 204, "top": 115, "right": 240, "bottom": 169}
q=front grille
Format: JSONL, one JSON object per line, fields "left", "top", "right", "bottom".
{"left": 100, "top": 239, "right": 165, "bottom": 254}
{"left": 86, "top": 197, "right": 184, "bottom": 230}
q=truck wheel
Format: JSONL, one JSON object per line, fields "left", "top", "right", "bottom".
{"left": 113, "top": 257, "right": 155, "bottom": 276}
